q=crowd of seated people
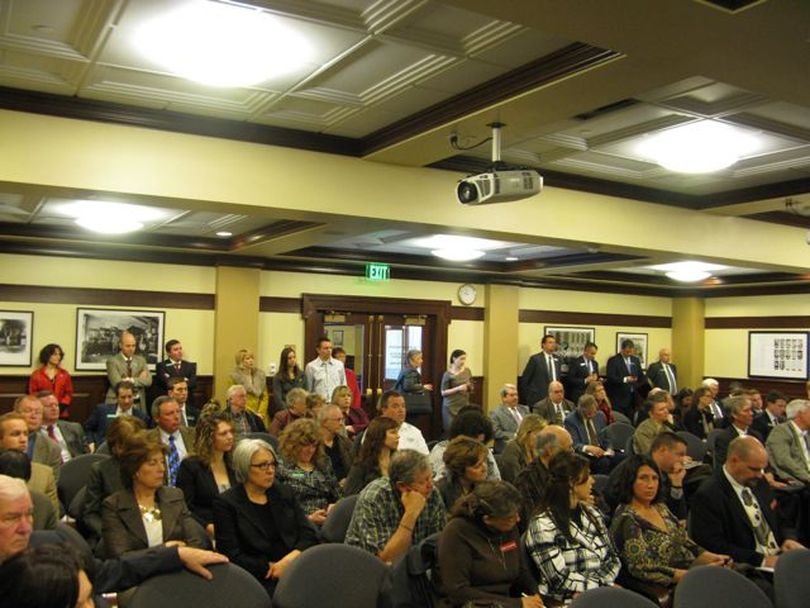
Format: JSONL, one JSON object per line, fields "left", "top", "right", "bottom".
{"left": 2, "top": 333, "right": 810, "bottom": 606}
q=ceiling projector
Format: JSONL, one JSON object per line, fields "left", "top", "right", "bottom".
{"left": 455, "top": 122, "right": 543, "bottom": 205}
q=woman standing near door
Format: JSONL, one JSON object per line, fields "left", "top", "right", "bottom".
{"left": 441, "top": 349, "right": 473, "bottom": 432}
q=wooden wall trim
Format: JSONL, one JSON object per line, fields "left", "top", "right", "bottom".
{"left": 0, "top": 284, "right": 214, "bottom": 310}
{"left": 259, "top": 296, "right": 302, "bottom": 314}
{"left": 715, "top": 377, "right": 807, "bottom": 401}
{"left": 451, "top": 306, "right": 485, "bottom": 321}
{"left": 705, "top": 316, "right": 810, "bottom": 329}
{"left": 519, "top": 309, "right": 672, "bottom": 328}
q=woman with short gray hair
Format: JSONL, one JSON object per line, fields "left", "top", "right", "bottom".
{"left": 213, "top": 438, "right": 318, "bottom": 598}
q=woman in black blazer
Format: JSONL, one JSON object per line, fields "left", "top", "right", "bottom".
{"left": 176, "top": 404, "right": 237, "bottom": 535}
{"left": 213, "top": 438, "right": 318, "bottom": 597}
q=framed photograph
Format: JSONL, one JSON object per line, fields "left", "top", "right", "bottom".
{"left": 616, "top": 332, "right": 649, "bottom": 368}
{"left": 544, "top": 326, "right": 595, "bottom": 360}
{"left": 75, "top": 308, "right": 165, "bottom": 371}
{"left": 748, "top": 331, "right": 808, "bottom": 380}
{"left": 330, "top": 329, "right": 344, "bottom": 348}
{"left": 0, "top": 310, "right": 34, "bottom": 366}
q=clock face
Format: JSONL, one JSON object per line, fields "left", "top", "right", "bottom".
{"left": 458, "top": 284, "right": 477, "bottom": 306}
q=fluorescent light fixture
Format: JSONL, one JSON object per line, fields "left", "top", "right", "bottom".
{"left": 215, "top": 231, "right": 233, "bottom": 237}
{"left": 637, "top": 120, "right": 759, "bottom": 174}
{"left": 413, "top": 234, "right": 503, "bottom": 262}
{"left": 505, "top": 256, "right": 519, "bottom": 261}
{"left": 432, "top": 248, "right": 486, "bottom": 261}
{"left": 135, "top": 1, "right": 311, "bottom": 87}
{"left": 650, "top": 261, "right": 727, "bottom": 282}
{"left": 60, "top": 201, "right": 167, "bottom": 235}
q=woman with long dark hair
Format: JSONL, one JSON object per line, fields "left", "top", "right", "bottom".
{"left": 28, "top": 343, "right": 74, "bottom": 418}
{"left": 524, "top": 451, "right": 620, "bottom": 602}
{"left": 440, "top": 349, "right": 473, "bottom": 431}
{"left": 343, "top": 415, "right": 399, "bottom": 495}
{"left": 271, "top": 347, "right": 305, "bottom": 416}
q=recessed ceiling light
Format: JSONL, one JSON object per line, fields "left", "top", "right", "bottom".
{"left": 637, "top": 120, "right": 759, "bottom": 174}
{"left": 60, "top": 201, "right": 167, "bottom": 235}
{"left": 650, "top": 261, "right": 728, "bottom": 282}
{"left": 432, "top": 249, "right": 486, "bottom": 262}
{"left": 135, "top": 1, "right": 312, "bottom": 87}
{"left": 505, "top": 256, "right": 519, "bottom": 261}
{"left": 215, "top": 231, "right": 233, "bottom": 237}
{"left": 415, "top": 235, "right": 498, "bottom": 262}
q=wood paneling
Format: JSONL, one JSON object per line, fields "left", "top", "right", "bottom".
{"left": 0, "top": 375, "right": 213, "bottom": 422}
{"left": 519, "top": 309, "right": 672, "bottom": 328}
{"left": 705, "top": 316, "right": 810, "bottom": 329}
{"left": 715, "top": 377, "right": 807, "bottom": 401}
{"left": 259, "top": 297, "right": 302, "bottom": 313}
{"left": 0, "top": 284, "right": 214, "bottom": 309}
{"left": 451, "top": 306, "right": 485, "bottom": 321}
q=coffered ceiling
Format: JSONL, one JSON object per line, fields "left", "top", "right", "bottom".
{"left": 0, "top": 0, "right": 808, "bottom": 296}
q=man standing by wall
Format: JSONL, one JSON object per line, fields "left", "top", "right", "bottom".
{"left": 304, "top": 336, "right": 345, "bottom": 400}
{"left": 105, "top": 331, "right": 152, "bottom": 409}
{"left": 520, "top": 334, "right": 561, "bottom": 407}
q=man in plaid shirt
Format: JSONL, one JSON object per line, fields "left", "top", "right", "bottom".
{"left": 345, "top": 450, "right": 446, "bottom": 562}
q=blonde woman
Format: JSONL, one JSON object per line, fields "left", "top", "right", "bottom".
{"left": 229, "top": 348, "right": 269, "bottom": 426}
{"left": 499, "top": 414, "right": 546, "bottom": 483}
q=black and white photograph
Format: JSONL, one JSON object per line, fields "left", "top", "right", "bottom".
{"left": 0, "top": 310, "right": 33, "bottom": 367}
{"left": 748, "top": 331, "right": 808, "bottom": 380}
{"left": 544, "top": 326, "right": 596, "bottom": 360}
{"left": 75, "top": 308, "right": 165, "bottom": 371}
{"left": 616, "top": 332, "right": 648, "bottom": 368}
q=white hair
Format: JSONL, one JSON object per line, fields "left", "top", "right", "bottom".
{"left": 702, "top": 378, "right": 719, "bottom": 388}
{"left": 0, "top": 475, "right": 29, "bottom": 503}
{"left": 785, "top": 399, "right": 810, "bottom": 420}
{"left": 226, "top": 384, "right": 246, "bottom": 400}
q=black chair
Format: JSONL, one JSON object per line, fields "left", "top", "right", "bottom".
{"left": 774, "top": 548, "right": 810, "bottom": 608}
{"left": 273, "top": 544, "right": 390, "bottom": 608}
{"left": 592, "top": 473, "right": 610, "bottom": 496}
{"left": 126, "top": 563, "right": 270, "bottom": 608}
{"left": 320, "top": 494, "right": 358, "bottom": 543}
{"left": 676, "top": 431, "right": 706, "bottom": 462}
{"left": 674, "top": 565, "right": 772, "bottom": 608}
{"left": 602, "top": 423, "right": 635, "bottom": 453}
{"left": 57, "top": 453, "right": 108, "bottom": 508}
{"left": 612, "top": 411, "right": 633, "bottom": 426}
{"left": 390, "top": 532, "right": 441, "bottom": 608}
{"left": 625, "top": 434, "right": 636, "bottom": 456}
{"left": 245, "top": 431, "right": 279, "bottom": 451}
{"left": 705, "top": 429, "right": 725, "bottom": 467}
{"left": 571, "top": 586, "right": 657, "bottom": 607}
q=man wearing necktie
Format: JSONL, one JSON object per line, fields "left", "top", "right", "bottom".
{"left": 490, "top": 383, "right": 530, "bottom": 453}
{"left": 147, "top": 396, "right": 195, "bottom": 486}
{"left": 605, "top": 339, "right": 647, "bottom": 418}
{"left": 647, "top": 348, "right": 678, "bottom": 394}
{"left": 702, "top": 378, "right": 727, "bottom": 426}
{"left": 154, "top": 339, "right": 198, "bottom": 407}
{"left": 567, "top": 341, "right": 600, "bottom": 404}
{"left": 105, "top": 331, "right": 152, "bottom": 409}
{"left": 520, "top": 334, "right": 562, "bottom": 407}
{"left": 564, "top": 395, "right": 618, "bottom": 473}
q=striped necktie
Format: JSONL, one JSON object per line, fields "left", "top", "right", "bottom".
{"left": 167, "top": 434, "right": 180, "bottom": 486}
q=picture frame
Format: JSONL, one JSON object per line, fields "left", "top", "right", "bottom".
{"left": 330, "top": 329, "right": 344, "bottom": 348}
{"left": 543, "top": 326, "right": 596, "bottom": 360}
{"left": 0, "top": 310, "right": 34, "bottom": 367}
{"left": 748, "top": 331, "right": 808, "bottom": 380}
{"left": 75, "top": 308, "right": 165, "bottom": 371}
{"left": 616, "top": 332, "right": 649, "bottom": 368}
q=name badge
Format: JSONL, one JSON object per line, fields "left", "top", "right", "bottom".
{"left": 500, "top": 540, "right": 518, "bottom": 552}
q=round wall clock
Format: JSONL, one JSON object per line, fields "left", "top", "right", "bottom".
{"left": 458, "top": 283, "right": 477, "bottom": 306}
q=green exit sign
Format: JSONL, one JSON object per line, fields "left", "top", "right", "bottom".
{"left": 366, "top": 263, "right": 390, "bottom": 281}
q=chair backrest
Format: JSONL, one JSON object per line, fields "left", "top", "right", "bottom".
{"left": 390, "top": 532, "right": 441, "bottom": 608}
{"left": 519, "top": 532, "right": 542, "bottom": 591}
{"left": 57, "top": 453, "right": 109, "bottom": 508}
{"left": 625, "top": 434, "right": 636, "bottom": 456}
{"left": 592, "top": 473, "right": 610, "bottom": 496}
{"left": 676, "top": 431, "right": 706, "bottom": 462}
{"left": 674, "top": 565, "right": 772, "bottom": 608}
{"left": 612, "top": 411, "right": 633, "bottom": 426}
{"left": 774, "top": 548, "right": 810, "bottom": 608}
{"left": 244, "top": 432, "right": 279, "bottom": 451}
{"left": 602, "top": 423, "right": 635, "bottom": 452}
{"left": 571, "top": 586, "right": 657, "bottom": 607}
{"left": 273, "top": 544, "right": 390, "bottom": 608}
{"left": 127, "top": 563, "right": 270, "bottom": 608}
{"left": 705, "top": 428, "right": 725, "bottom": 467}
{"left": 320, "top": 494, "right": 359, "bottom": 543}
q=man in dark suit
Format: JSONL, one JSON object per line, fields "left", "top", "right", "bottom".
{"left": 154, "top": 339, "right": 198, "bottom": 406}
{"left": 646, "top": 348, "right": 678, "bottom": 394}
{"left": 13, "top": 396, "right": 61, "bottom": 480}
{"left": 752, "top": 391, "right": 787, "bottom": 441}
{"left": 520, "top": 334, "right": 562, "bottom": 406}
{"left": 566, "top": 341, "right": 599, "bottom": 405}
{"left": 564, "top": 394, "right": 617, "bottom": 473}
{"left": 148, "top": 396, "right": 195, "bottom": 487}
{"left": 533, "top": 381, "right": 574, "bottom": 426}
{"left": 167, "top": 377, "right": 201, "bottom": 428}
{"left": 84, "top": 381, "right": 149, "bottom": 449}
{"left": 713, "top": 395, "right": 764, "bottom": 469}
{"left": 691, "top": 436, "right": 805, "bottom": 567}
{"left": 37, "top": 391, "right": 87, "bottom": 461}
{"left": 605, "top": 338, "right": 646, "bottom": 417}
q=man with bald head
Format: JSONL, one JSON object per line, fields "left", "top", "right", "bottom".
{"left": 532, "top": 381, "right": 574, "bottom": 426}
{"left": 105, "top": 330, "right": 152, "bottom": 409}
{"left": 647, "top": 348, "right": 678, "bottom": 394}
{"left": 691, "top": 436, "right": 804, "bottom": 567}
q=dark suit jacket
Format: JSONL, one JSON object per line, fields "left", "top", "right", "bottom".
{"left": 751, "top": 412, "right": 782, "bottom": 442}
{"left": 605, "top": 354, "right": 646, "bottom": 415}
{"left": 102, "top": 486, "right": 207, "bottom": 557}
{"left": 154, "top": 359, "right": 198, "bottom": 394}
{"left": 691, "top": 471, "right": 787, "bottom": 566}
{"left": 564, "top": 410, "right": 608, "bottom": 452}
{"left": 176, "top": 456, "right": 238, "bottom": 527}
{"left": 83, "top": 456, "right": 124, "bottom": 539}
{"left": 646, "top": 361, "right": 678, "bottom": 392}
{"left": 532, "top": 397, "right": 575, "bottom": 426}
{"left": 683, "top": 406, "right": 715, "bottom": 440}
{"left": 519, "top": 352, "right": 562, "bottom": 406}
{"left": 180, "top": 403, "right": 201, "bottom": 428}
{"left": 56, "top": 420, "right": 88, "bottom": 458}
{"left": 213, "top": 482, "right": 318, "bottom": 581}
{"left": 566, "top": 356, "right": 599, "bottom": 404}
{"left": 84, "top": 404, "right": 149, "bottom": 446}
{"left": 713, "top": 426, "right": 764, "bottom": 470}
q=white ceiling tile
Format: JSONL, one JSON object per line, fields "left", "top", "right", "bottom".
{"left": 0, "top": 49, "right": 83, "bottom": 92}
{"left": 470, "top": 28, "right": 572, "bottom": 69}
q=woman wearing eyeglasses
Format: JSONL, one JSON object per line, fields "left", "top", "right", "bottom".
{"left": 213, "top": 438, "right": 318, "bottom": 598}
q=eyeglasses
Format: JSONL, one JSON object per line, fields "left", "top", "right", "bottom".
{"left": 250, "top": 461, "right": 276, "bottom": 471}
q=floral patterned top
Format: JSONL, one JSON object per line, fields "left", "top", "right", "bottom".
{"left": 610, "top": 502, "right": 704, "bottom": 586}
